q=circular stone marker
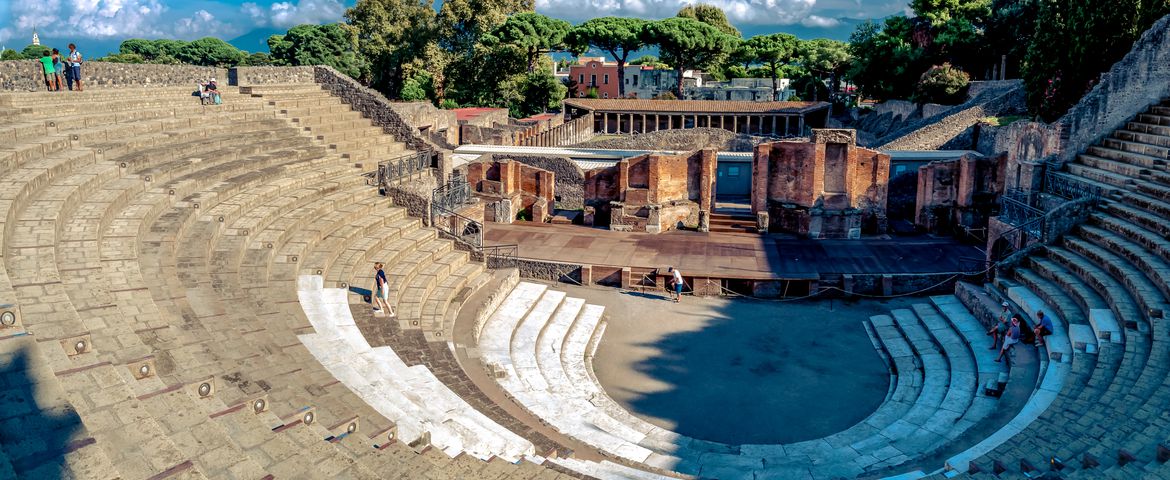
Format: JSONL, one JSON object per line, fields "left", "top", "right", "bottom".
{"left": 589, "top": 289, "right": 898, "bottom": 445}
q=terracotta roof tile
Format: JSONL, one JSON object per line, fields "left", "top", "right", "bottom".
{"left": 562, "top": 98, "right": 828, "bottom": 114}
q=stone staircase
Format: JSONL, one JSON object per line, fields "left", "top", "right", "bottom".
{"left": 917, "top": 97, "right": 1170, "bottom": 478}
{"left": 0, "top": 84, "right": 587, "bottom": 479}
{"left": 706, "top": 212, "right": 757, "bottom": 234}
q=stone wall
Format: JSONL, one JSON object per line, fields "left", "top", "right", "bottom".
{"left": 388, "top": 102, "right": 459, "bottom": 147}
{"left": 491, "top": 155, "right": 585, "bottom": 210}
{"left": 878, "top": 84, "right": 1026, "bottom": 150}
{"left": 1054, "top": 14, "right": 1170, "bottom": 165}
{"left": 230, "top": 66, "right": 315, "bottom": 86}
{"left": 385, "top": 175, "right": 437, "bottom": 225}
{"left": 0, "top": 60, "right": 227, "bottom": 91}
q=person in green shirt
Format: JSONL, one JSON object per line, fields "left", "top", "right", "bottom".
{"left": 39, "top": 50, "right": 57, "bottom": 92}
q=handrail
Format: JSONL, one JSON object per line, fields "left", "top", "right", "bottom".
{"left": 482, "top": 243, "right": 518, "bottom": 269}
{"left": 377, "top": 150, "right": 433, "bottom": 187}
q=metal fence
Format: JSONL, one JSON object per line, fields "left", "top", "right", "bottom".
{"left": 482, "top": 244, "right": 519, "bottom": 269}
{"left": 377, "top": 151, "right": 433, "bottom": 187}
{"left": 1044, "top": 170, "right": 1105, "bottom": 201}
{"left": 430, "top": 177, "right": 482, "bottom": 249}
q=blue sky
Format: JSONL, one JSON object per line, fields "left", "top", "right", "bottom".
{"left": 0, "top": 0, "right": 910, "bottom": 56}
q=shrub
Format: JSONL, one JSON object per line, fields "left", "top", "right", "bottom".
{"left": 400, "top": 76, "right": 427, "bottom": 101}
{"left": 439, "top": 99, "right": 459, "bottom": 109}
{"left": 914, "top": 63, "right": 970, "bottom": 105}
{"left": 652, "top": 91, "right": 678, "bottom": 100}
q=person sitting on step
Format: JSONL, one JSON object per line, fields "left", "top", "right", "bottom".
{"left": 1033, "top": 310, "right": 1053, "bottom": 347}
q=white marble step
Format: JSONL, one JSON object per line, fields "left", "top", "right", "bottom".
{"left": 932, "top": 294, "right": 1069, "bottom": 474}
{"left": 536, "top": 296, "right": 586, "bottom": 394}
{"left": 479, "top": 283, "right": 656, "bottom": 463}
{"left": 295, "top": 275, "right": 536, "bottom": 462}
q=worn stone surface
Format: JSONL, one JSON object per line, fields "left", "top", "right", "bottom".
{"left": 0, "top": 60, "right": 227, "bottom": 91}
{"left": 751, "top": 138, "right": 890, "bottom": 237}
{"left": 584, "top": 150, "right": 716, "bottom": 233}
{"left": 230, "top": 66, "right": 315, "bottom": 85}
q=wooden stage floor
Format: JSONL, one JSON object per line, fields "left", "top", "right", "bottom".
{"left": 484, "top": 223, "right": 985, "bottom": 280}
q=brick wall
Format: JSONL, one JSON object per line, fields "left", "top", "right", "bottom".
{"left": 0, "top": 60, "right": 227, "bottom": 91}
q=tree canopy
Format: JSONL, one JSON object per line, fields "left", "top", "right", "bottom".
{"left": 676, "top": 4, "right": 741, "bottom": 36}
{"left": 487, "top": 12, "right": 571, "bottom": 72}
{"left": 345, "top": 0, "right": 436, "bottom": 95}
{"left": 174, "top": 38, "right": 246, "bottom": 66}
{"left": 268, "top": 23, "right": 367, "bottom": 79}
{"left": 798, "top": 39, "right": 850, "bottom": 100}
{"left": 746, "top": 33, "right": 798, "bottom": 100}
{"left": 643, "top": 17, "right": 738, "bottom": 97}
{"left": 565, "top": 17, "right": 647, "bottom": 97}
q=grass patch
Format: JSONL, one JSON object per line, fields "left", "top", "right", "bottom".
{"left": 982, "top": 115, "right": 1027, "bottom": 126}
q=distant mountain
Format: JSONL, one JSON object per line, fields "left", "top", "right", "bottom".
{"left": 229, "top": 28, "right": 285, "bottom": 54}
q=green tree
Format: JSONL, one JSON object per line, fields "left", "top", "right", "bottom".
{"left": 1, "top": 49, "right": 23, "bottom": 61}
{"left": 629, "top": 55, "right": 668, "bottom": 69}
{"left": 241, "top": 52, "right": 274, "bottom": 66}
{"left": 487, "top": 12, "right": 571, "bottom": 72}
{"left": 119, "top": 39, "right": 162, "bottom": 58}
{"left": 20, "top": 44, "right": 46, "bottom": 59}
{"left": 1022, "top": 0, "right": 1161, "bottom": 120}
{"left": 175, "top": 37, "right": 246, "bottom": 66}
{"left": 911, "top": 0, "right": 992, "bottom": 26}
{"left": 984, "top": 0, "right": 1040, "bottom": 79}
{"left": 513, "top": 71, "right": 567, "bottom": 117}
{"left": 400, "top": 75, "right": 428, "bottom": 101}
{"left": 565, "top": 17, "right": 647, "bottom": 98}
{"left": 846, "top": 17, "right": 926, "bottom": 100}
{"left": 676, "top": 4, "right": 741, "bottom": 36}
{"left": 346, "top": 0, "right": 436, "bottom": 96}
{"left": 644, "top": 17, "right": 738, "bottom": 97}
{"left": 437, "top": 0, "right": 533, "bottom": 56}
{"left": 746, "top": 33, "right": 798, "bottom": 101}
{"left": 914, "top": 63, "right": 970, "bottom": 104}
{"left": 99, "top": 53, "right": 146, "bottom": 64}
{"left": 798, "top": 38, "right": 850, "bottom": 101}
{"left": 268, "top": 24, "right": 367, "bottom": 79}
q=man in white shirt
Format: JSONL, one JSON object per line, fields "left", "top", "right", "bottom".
{"left": 667, "top": 266, "right": 683, "bottom": 303}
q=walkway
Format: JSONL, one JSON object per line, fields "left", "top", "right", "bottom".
{"left": 484, "top": 223, "right": 984, "bottom": 279}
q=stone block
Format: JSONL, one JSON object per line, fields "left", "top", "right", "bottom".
{"left": 698, "top": 210, "right": 710, "bottom": 232}
{"left": 580, "top": 265, "right": 592, "bottom": 285}
{"left": 810, "top": 128, "right": 857, "bottom": 145}
{"left": 620, "top": 267, "right": 632, "bottom": 289}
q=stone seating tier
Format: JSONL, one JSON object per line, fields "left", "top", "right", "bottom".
{"left": 475, "top": 281, "right": 1008, "bottom": 479}
{"left": 0, "top": 84, "right": 582, "bottom": 479}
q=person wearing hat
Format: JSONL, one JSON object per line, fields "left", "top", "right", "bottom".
{"left": 205, "top": 77, "right": 221, "bottom": 104}
{"left": 986, "top": 301, "right": 1011, "bottom": 350}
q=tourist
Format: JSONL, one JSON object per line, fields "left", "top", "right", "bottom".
{"left": 1033, "top": 310, "right": 1053, "bottom": 347}
{"left": 38, "top": 50, "right": 57, "bottom": 92}
{"left": 986, "top": 302, "right": 1010, "bottom": 350}
{"left": 205, "top": 78, "right": 221, "bottom": 104}
{"left": 995, "top": 317, "right": 1021, "bottom": 365}
{"left": 50, "top": 49, "right": 63, "bottom": 91}
{"left": 372, "top": 262, "right": 394, "bottom": 316}
{"left": 67, "top": 44, "right": 83, "bottom": 92}
{"left": 667, "top": 266, "right": 683, "bottom": 303}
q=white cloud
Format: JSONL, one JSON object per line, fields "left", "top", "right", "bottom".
{"left": 241, "top": 0, "right": 346, "bottom": 29}
{"left": 800, "top": 15, "right": 839, "bottom": 28}
{"left": 536, "top": 0, "right": 817, "bottom": 26}
{"left": 0, "top": 0, "right": 242, "bottom": 42}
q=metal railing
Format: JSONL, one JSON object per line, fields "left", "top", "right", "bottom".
{"left": 430, "top": 177, "right": 483, "bottom": 249}
{"left": 377, "top": 151, "right": 433, "bottom": 187}
{"left": 999, "top": 189, "right": 1045, "bottom": 229}
{"left": 1044, "top": 170, "right": 1106, "bottom": 201}
{"left": 482, "top": 244, "right": 519, "bottom": 269}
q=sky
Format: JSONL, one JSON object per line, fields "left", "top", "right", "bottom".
{"left": 0, "top": 0, "right": 912, "bottom": 57}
